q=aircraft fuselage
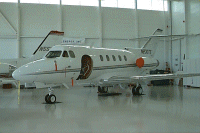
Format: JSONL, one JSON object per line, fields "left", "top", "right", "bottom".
{"left": 12, "top": 45, "right": 159, "bottom": 86}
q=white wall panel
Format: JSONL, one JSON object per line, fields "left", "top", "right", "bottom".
{"left": 0, "top": 39, "right": 17, "bottom": 59}
{"left": 85, "top": 39, "right": 99, "bottom": 47}
{"left": 188, "top": 0, "right": 200, "bottom": 35}
{"left": 138, "top": 10, "right": 166, "bottom": 37}
{"left": 0, "top": 3, "right": 17, "bottom": 59}
{"left": 62, "top": 5, "right": 99, "bottom": 38}
{"left": 171, "top": 1, "right": 185, "bottom": 73}
{"left": 171, "top": 0, "right": 200, "bottom": 66}
{"left": 171, "top": 1, "right": 185, "bottom": 35}
{"left": 187, "top": 36, "right": 200, "bottom": 59}
{"left": 184, "top": 59, "right": 200, "bottom": 87}
{"left": 0, "top": 13, "right": 15, "bottom": 36}
{"left": 102, "top": 40, "right": 136, "bottom": 49}
{"left": 20, "top": 4, "right": 61, "bottom": 36}
{"left": 102, "top": 8, "right": 136, "bottom": 39}
{"left": 186, "top": 0, "right": 200, "bottom": 59}
{"left": 0, "top": 3, "right": 17, "bottom": 35}
{"left": 20, "top": 38, "right": 43, "bottom": 58}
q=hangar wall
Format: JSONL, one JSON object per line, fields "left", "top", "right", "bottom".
{"left": 171, "top": 1, "right": 185, "bottom": 72}
{"left": 0, "top": 3, "right": 18, "bottom": 59}
{"left": 0, "top": 2, "right": 168, "bottom": 70}
{"left": 186, "top": 0, "right": 200, "bottom": 59}
{"left": 171, "top": 0, "right": 200, "bottom": 72}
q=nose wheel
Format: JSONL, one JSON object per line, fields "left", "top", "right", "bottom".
{"left": 45, "top": 87, "right": 57, "bottom": 104}
{"left": 45, "top": 94, "right": 56, "bottom": 104}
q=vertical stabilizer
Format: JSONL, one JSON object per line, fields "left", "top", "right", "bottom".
{"left": 18, "top": 31, "right": 64, "bottom": 67}
{"left": 125, "top": 29, "right": 163, "bottom": 57}
{"left": 140, "top": 28, "right": 163, "bottom": 57}
{"left": 32, "top": 31, "right": 64, "bottom": 58}
{"left": 141, "top": 28, "right": 163, "bottom": 49}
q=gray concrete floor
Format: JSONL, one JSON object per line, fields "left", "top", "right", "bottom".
{"left": 0, "top": 85, "right": 200, "bottom": 132}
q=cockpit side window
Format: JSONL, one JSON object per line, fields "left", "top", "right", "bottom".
{"left": 46, "top": 51, "right": 62, "bottom": 58}
{"left": 69, "top": 50, "right": 75, "bottom": 58}
{"left": 62, "top": 51, "right": 69, "bottom": 57}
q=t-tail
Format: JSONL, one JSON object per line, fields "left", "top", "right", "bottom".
{"left": 0, "top": 31, "right": 64, "bottom": 69}
{"left": 32, "top": 30, "right": 64, "bottom": 59}
{"left": 125, "top": 28, "right": 163, "bottom": 58}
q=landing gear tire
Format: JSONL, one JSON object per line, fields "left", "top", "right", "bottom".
{"left": 136, "top": 87, "right": 143, "bottom": 95}
{"left": 132, "top": 84, "right": 143, "bottom": 95}
{"left": 48, "top": 94, "right": 56, "bottom": 103}
{"left": 45, "top": 94, "right": 50, "bottom": 103}
{"left": 98, "top": 86, "right": 108, "bottom": 93}
{"left": 45, "top": 94, "right": 56, "bottom": 104}
{"left": 132, "top": 86, "right": 136, "bottom": 95}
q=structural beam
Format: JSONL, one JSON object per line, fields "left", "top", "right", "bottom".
{"left": 0, "top": 11, "right": 17, "bottom": 34}
{"left": 184, "top": 0, "right": 189, "bottom": 60}
{"left": 98, "top": 0, "right": 103, "bottom": 47}
{"left": 59, "top": 0, "right": 63, "bottom": 31}
{"left": 17, "top": 0, "right": 21, "bottom": 58}
{"left": 134, "top": 0, "right": 139, "bottom": 48}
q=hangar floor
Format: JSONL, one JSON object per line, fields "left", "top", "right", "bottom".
{"left": 0, "top": 85, "right": 200, "bottom": 132}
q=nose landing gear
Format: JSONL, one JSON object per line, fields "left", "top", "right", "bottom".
{"left": 45, "top": 87, "right": 57, "bottom": 104}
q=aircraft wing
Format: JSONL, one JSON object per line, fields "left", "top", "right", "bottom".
{"left": 99, "top": 72, "right": 200, "bottom": 85}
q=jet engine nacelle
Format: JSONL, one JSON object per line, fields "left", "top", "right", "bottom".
{"left": 136, "top": 57, "right": 159, "bottom": 69}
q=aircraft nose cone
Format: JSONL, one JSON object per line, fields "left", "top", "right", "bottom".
{"left": 12, "top": 61, "right": 40, "bottom": 82}
{"left": 12, "top": 69, "right": 20, "bottom": 80}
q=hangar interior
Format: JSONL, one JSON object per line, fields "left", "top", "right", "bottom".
{"left": 0, "top": 0, "right": 200, "bottom": 132}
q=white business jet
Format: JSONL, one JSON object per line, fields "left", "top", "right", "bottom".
{"left": 12, "top": 29, "right": 200, "bottom": 104}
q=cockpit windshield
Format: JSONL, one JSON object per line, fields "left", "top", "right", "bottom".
{"left": 46, "top": 51, "right": 62, "bottom": 58}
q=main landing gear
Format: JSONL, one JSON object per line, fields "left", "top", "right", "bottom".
{"left": 98, "top": 86, "right": 108, "bottom": 93}
{"left": 98, "top": 84, "right": 143, "bottom": 96}
{"left": 45, "top": 87, "right": 56, "bottom": 104}
{"left": 131, "top": 84, "right": 143, "bottom": 95}
{"left": 98, "top": 86, "right": 122, "bottom": 96}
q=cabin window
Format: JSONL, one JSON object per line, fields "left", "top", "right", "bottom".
{"left": 69, "top": 50, "right": 75, "bottom": 58}
{"left": 124, "top": 55, "right": 127, "bottom": 61}
{"left": 118, "top": 55, "right": 122, "bottom": 61}
{"left": 46, "top": 51, "right": 62, "bottom": 58}
{"left": 112, "top": 55, "right": 116, "bottom": 61}
{"left": 100, "top": 55, "right": 103, "bottom": 61}
{"left": 106, "top": 55, "right": 110, "bottom": 61}
{"left": 62, "top": 51, "right": 69, "bottom": 57}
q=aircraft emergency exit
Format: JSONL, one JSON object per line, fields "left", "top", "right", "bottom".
{"left": 12, "top": 29, "right": 200, "bottom": 104}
